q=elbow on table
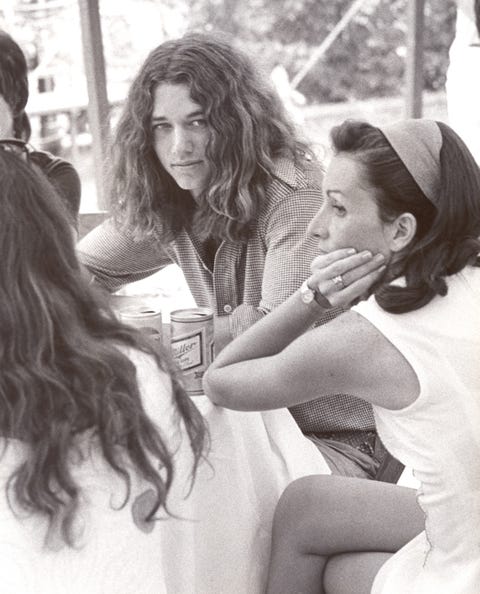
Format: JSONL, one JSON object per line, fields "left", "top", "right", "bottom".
{"left": 202, "top": 368, "right": 234, "bottom": 408}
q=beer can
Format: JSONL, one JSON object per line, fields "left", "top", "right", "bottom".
{"left": 170, "top": 307, "right": 214, "bottom": 396}
{"left": 118, "top": 305, "right": 163, "bottom": 350}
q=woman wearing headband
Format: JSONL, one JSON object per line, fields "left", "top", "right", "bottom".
{"left": 204, "top": 119, "right": 480, "bottom": 593}
{"left": 78, "top": 33, "right": 388, "bottom": 481}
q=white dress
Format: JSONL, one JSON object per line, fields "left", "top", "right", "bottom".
{"left": 0, "top": 348, "right": 329, "bottom": 594}
{"left": 353, "top": 267, "right": 480, "bottom": 594}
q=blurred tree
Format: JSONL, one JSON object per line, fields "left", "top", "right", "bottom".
{"left": 188, "top": 0, "right": 456, "bottom": 103}
{"left": 1, "top": 0, "right": 457, "bottom": 106}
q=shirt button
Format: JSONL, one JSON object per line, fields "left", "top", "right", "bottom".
{"left": 223, "top": 304, "right": 233, "bottom": 313}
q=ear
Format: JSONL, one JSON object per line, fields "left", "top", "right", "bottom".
{"left": 388, "top": 212, "right": 417, "bottom": 252}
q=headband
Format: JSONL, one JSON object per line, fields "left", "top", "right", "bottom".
{"left": 378, "top": 119, "right": 442, "bottom": 205}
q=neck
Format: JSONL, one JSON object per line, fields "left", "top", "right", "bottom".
{"left": 190, "top": 189, "right": 202, "bottom": 205}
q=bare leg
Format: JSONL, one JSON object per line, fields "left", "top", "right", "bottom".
{"left": 323, "top": 552, "right": 391, "bottom": 594}
{"left": 266, "top": 475, "right": 424, "bottom": 594}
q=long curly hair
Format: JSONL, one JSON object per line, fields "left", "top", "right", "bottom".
{"left": 0, "top": 150, "right": 206, "bottom": 546}
{"left": 330, "top": 120, "right": 480, "bottom": 313}
{"left": 109, "top": 32, "right": 311, "bottom": 243}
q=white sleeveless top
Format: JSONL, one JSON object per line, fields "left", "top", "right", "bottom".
{"left": 0, "top": 347, "right": 329, "bottom": 593}
{"left": 353, "top": 266, "right": 480, "bottom": 593}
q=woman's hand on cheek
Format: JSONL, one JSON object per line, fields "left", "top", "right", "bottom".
{"left": 308, "top": 248, "right": 386, "bottom": 309}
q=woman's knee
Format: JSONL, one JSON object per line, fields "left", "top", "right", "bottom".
{"left": 271, "top": 475, "right": 337, "bottom": 549}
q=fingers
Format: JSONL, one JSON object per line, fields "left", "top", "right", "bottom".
{"left": 335, "top": 265, "right": 386, "bottom": 305}
{"left": 310, "top": 251, "right": 385, "bottom": 285}
{"left": 310, "top": 248, "right": 356, "bottom": 270}
{"left": 340, "top": 252, "right": 385, "bottom": 287}
{"left": 307, "top": 249, "right": 387, "bottom": 309}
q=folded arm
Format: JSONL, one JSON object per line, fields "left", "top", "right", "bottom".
{"left": 204, "top": 250, "right": 418, "bottom": 411}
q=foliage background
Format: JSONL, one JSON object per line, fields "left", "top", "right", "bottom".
{"left": 187, "top": 0, "right": 457, "bottom": 102}
{"left": 2, "top": 0, "right": 457, "bottom": 104}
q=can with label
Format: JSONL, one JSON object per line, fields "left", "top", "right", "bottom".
{"left": 118, "top": 305, "right": 163, "bottom": 350}
{"left": 170, "top": 307, "right": 214, "bottom": 396}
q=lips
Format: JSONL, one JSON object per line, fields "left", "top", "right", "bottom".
{"left": 172, "top": 161, "right": 202, "bottom": 168}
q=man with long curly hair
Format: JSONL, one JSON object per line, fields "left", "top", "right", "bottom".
{"left": 79, "top": 33, "right": 386, "bottom": 480}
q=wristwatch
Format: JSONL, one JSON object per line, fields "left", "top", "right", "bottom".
{"left": 300, "top": 279, "right": 317, "bottom": 304}
{"left": 300, "top": 279, "right": 331, "bottom": 309}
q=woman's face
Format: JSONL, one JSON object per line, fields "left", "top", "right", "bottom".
{"left": 151, "top": 83, "right": 211, "bottom": 201}
{"left": 308, "top": 154, "right": 396, "bottom": 259}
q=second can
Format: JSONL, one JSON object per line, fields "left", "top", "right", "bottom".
{"left": 170, "top": 307, "right": 214, "bottom": 396}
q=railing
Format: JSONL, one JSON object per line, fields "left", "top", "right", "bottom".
{"left": 27, "top": 89, "right": 124, "bottom": 163}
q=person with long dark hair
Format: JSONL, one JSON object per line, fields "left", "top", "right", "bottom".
{"left": 0, "top": 145, "right": 336, "bottom": 593}
{"left": 78, "top": 32, "right": 321, "bottom": 344}
{"left": 204, "top": 119, "right": 480, "bottom": 593}
{"left": 0, "top": 29, "right": 81, "bottom": 227}
{"left": 78, "top": 32, "right": 390, "bottom": 481}
{"left": 0, "top": 147, "right": 206, "bottom": 592}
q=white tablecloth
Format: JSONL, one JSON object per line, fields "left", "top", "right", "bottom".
{"left": 156, "top": 396, "right": 331, "bottom": 593}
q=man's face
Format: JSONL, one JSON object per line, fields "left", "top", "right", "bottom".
{"left": 151, "top": 83, "right": 211, "bottom": 202}
{"left": 0, "top": 94, "right": 14, "bottom": 138}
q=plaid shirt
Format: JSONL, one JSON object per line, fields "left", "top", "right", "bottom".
{"left": 78, "top": 156, "right": 375, "bottom": 435}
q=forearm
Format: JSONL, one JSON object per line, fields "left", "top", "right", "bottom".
{"left": 204, "top": 249, "right": 386, "bottom": 409}
{"left": 77, "top": 219, "right": 171, "bottom": 291}
{"left": 207, "top": 289, "right": 326, "bottom": 373}
{"left": 203, "top": 289, "right": 329, "bottom": 409}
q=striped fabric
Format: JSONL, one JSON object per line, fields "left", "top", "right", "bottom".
{"left": 77, "top": 156, "right": 375, "bottom": 434}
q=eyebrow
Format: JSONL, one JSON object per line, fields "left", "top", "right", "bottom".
{"left": 152, "top": 109, "right": 205, "bottom": 123}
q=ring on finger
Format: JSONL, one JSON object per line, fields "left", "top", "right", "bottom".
{"left": 332, "top": 274, "right": 345, "bottom": 289}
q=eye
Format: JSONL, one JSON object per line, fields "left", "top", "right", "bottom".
{"left": 332, "top": 203, "right": 347, "bottom": 216}
{"left": 152, "top": 122, "right": 171, "bottom": 132}
{"left": 190, "top": 118, "right": 207, "bottom": 128}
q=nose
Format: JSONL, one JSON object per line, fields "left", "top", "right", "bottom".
{"left": 171, "top": 127, "right": 194, "bottom": 156}
{"left": 307, "top": 207, "right": 328, "bottom": 240}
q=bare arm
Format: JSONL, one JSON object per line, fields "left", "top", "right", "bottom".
{"left": 204, "top": 250, "right": 419, "bottom": 411}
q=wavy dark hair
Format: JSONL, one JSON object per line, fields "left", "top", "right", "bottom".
{"left": 0, "top": 29, "right": 31, "bottom": 140}
{"left": 330, "top": 120, "right": 480, "bottom": 313}
{"left": 0, "top": 149, "right": 206, "bottom": 546}
{"left": 109, "top": 32, "right": 311, "bottom": 243}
